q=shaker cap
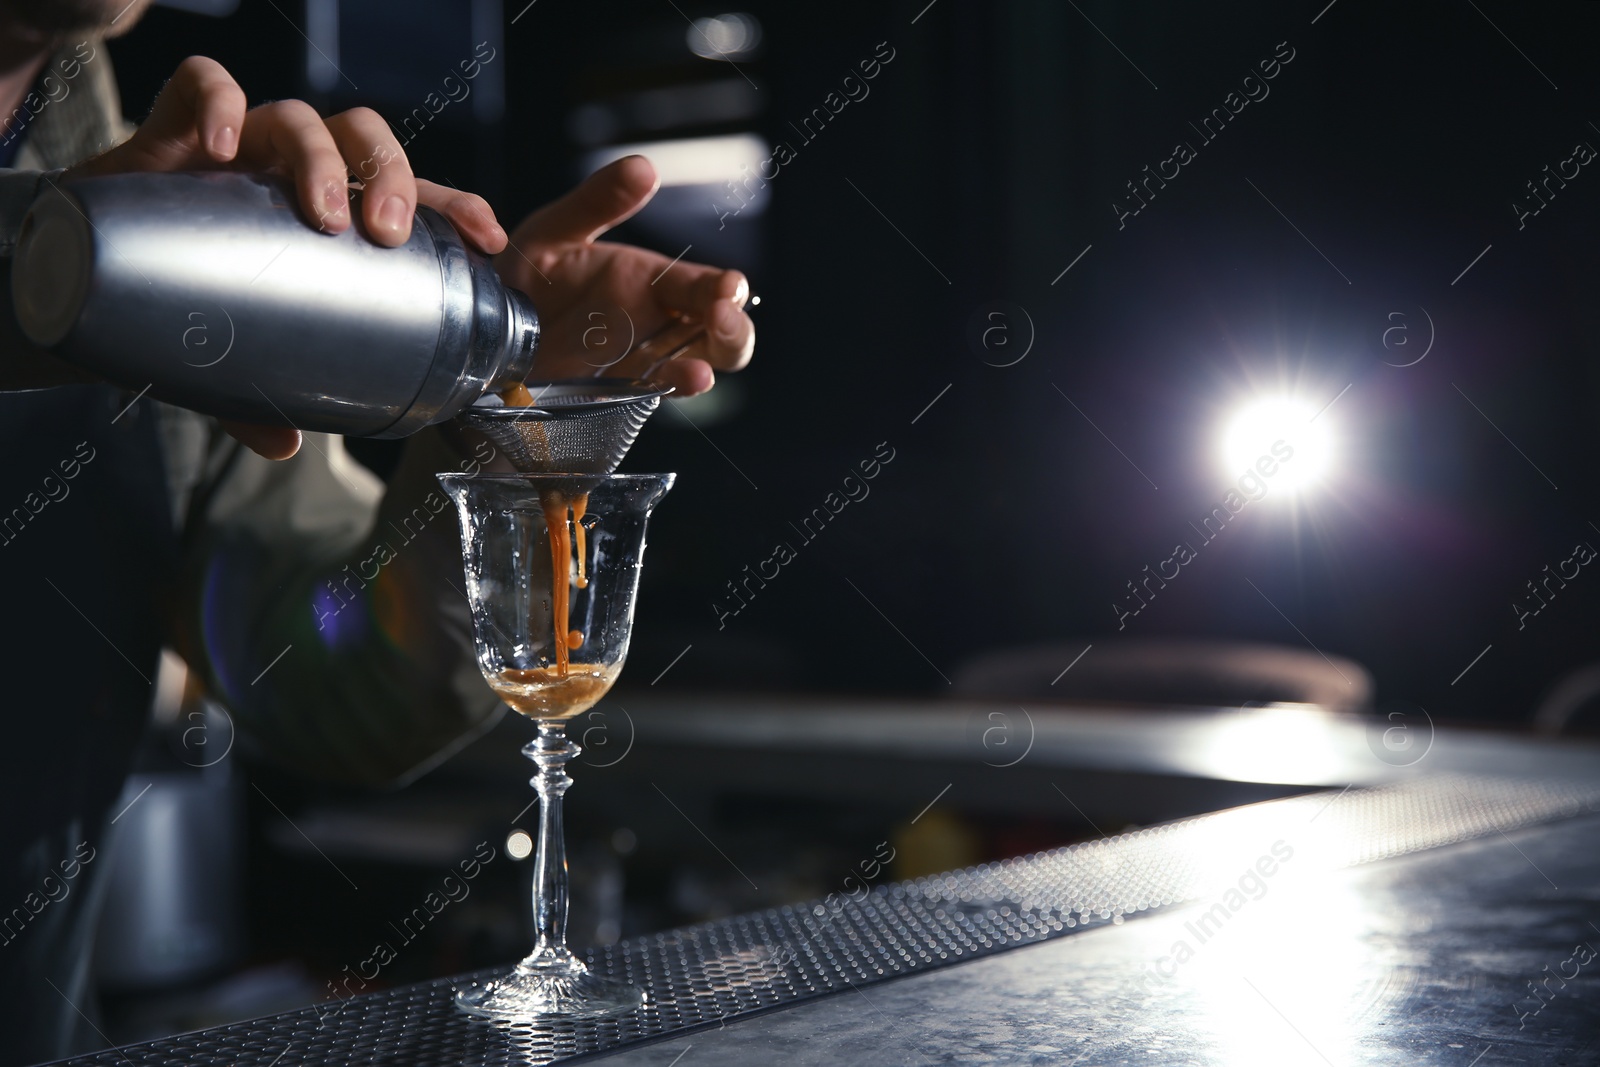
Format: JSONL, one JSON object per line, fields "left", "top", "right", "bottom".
{"left": 13, "top": 189, "right": 93, "bottom": 348}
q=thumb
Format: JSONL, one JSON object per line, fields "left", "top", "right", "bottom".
{"left": 518, "top": 155, "right": 659, "bottom": 246}
{"left": 220, "top": 420, "right": 301, "bottom": 460}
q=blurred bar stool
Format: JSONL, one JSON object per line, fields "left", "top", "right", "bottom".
{"left": 952, "top": 638, "right": 1373, "bottom": 711}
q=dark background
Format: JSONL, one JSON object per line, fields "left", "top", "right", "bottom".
{"left": 108, "top": 0, "right": 1600, "bottom": 725}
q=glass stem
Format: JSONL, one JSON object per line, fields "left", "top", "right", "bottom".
{"left": 521, "top": 721, "right": 581, "bottom": 972}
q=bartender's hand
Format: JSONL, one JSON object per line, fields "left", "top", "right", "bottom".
{"left": 497, "top": 155, "right": 754, "bottom": 397}
{"left": 63, "top": 56, "right": 510, "bottom": 459}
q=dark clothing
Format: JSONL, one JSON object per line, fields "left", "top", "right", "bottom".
{"left": 0, "top": 386, "right": 169, "bottom": 1063}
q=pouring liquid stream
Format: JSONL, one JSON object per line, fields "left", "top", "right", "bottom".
{"left": 499, "top": 381, "right": 588, "bottom": 686}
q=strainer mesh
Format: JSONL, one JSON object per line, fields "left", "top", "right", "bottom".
{"left": 458, "top": 381, "right": 668, "bottom": 474}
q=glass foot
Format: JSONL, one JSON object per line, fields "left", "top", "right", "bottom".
{"left": 456, "top": 962, "right": 644, "bottom": 1020}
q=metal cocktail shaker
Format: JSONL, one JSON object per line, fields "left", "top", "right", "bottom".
{"left": 10, "top": 171, "right": 538, "bottom": 438}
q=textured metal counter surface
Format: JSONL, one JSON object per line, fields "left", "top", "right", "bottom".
{"left": 586, "top": 809, "right": 1600, "bottom": 1066}
{"left": 50, "top": 774, "right": 1600, "bottom": 1066}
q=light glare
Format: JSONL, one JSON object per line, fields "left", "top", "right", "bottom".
{"left": 688, "top": 13, "right": 762, "bottom": 60}
{"left": 1219, "top": 396, "right": 1333, "bottom": 494}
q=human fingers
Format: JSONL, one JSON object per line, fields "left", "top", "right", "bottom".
{"left": 514, "top": 155, "right": 658, "bottom": 247}
{"left": 132, "top": 55, "right": 247, "bottom": 163}
{"left": 696, "top": 291, "right": 755, "bottom": 372}
{"left": 416, "top": 178, "right": 507, "bottom": 254}
{"left": 646, "top": 357, "right": 715, "bottom": 397}
{"left": 638, "top": 255, "right": 739, "bottom": 314}
{"left": 643, "top": 264, "right": 753, "bottom": 371}
{"left": 235, "top": 99, "right": 352, "bottom": 234}
{"left": 219, "top": 421, "right": 302, "bottom": 460}
{"left": 324, "top": 107, "right": 417, "bottom": 246}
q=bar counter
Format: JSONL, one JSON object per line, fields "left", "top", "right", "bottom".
{"left": 49, "top": 735, "right": 1600, "bottom": 1066}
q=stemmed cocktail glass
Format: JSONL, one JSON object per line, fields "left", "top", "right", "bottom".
{"left": 439, "top": 471, "right": 673, "bottom": 1019}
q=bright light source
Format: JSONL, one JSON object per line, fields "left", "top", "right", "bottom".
{"left": 1218, "top": 396, "right": 1334, "bottom": 493}
{"left": 688, "top": 13, "right": 762, "bottom": 60}
{"left": 583, "top": 133, "right": 769, "bottom": 189}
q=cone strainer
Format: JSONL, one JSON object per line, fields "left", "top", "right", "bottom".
{"left": 457, "top": 379, "right": 673, "bottom": 474}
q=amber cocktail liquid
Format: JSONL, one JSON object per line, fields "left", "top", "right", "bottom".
{"left": 490, "top": 664, "right": 620, "bottom": 720}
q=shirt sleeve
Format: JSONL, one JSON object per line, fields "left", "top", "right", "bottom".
{"left": 171, "top": 416, "right": 505, "bottom": 787}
